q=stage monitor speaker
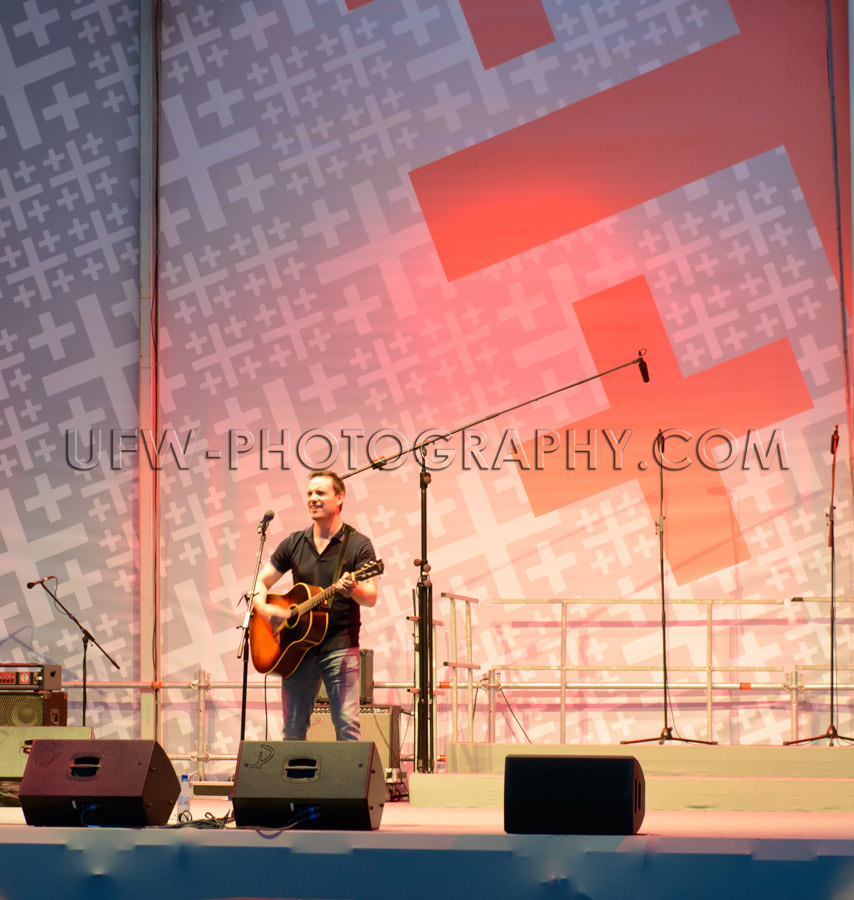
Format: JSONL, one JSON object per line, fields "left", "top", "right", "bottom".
{"left": 0, "top": 691, "right": 67, "bottom": 726}
{"left": 504, "top": 754, "right": 645, "bottom": 835}
{"left": 233, "top": 740, "right": 386, "bottom": 830}
{"left": 307, "top": 705, "right": 400, "bottom": 769}
{"left": 18, "top": 739, "right": 180, "bottom": 827}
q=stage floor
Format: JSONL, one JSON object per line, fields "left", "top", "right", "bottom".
{"left": 5, "top": 740, "right": 854, "bottom": 897}
{"left": 3, "top": 799, "right": 854, "bottom": 900}
{"left": 6, "top": 795, "right": 854, "bottom": 838}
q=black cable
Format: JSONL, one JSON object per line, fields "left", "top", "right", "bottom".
{"left": 497, "top": 686, "right": 531, "bottom": 743}
{"left": 160, "top": 809, "right": 234, "bottom": 829}
{"left": 253, "top": 806, "right": 321, "bottom": 836}
{"left": 365, "top": 707, "right": 392, "bottom": 756}
{"left": 824, "top": 0, "right": 853, "bottom": 732}
{"left": 78, "top": 802, "right": 102, "bottom": 827}
{"left": 263, "top": 673, "right": 269, "bottom": 741}
{"left": 144, "top": 0, "right": 163, "bottom": 732}
{"left": 824, "top": 0, "right": 852, "bottom": 430}
{"left": 387, "top": 781, "right": 409, "bottom": 801}
{"left": 397, "top": 706, "right": 413, "bottom": 756}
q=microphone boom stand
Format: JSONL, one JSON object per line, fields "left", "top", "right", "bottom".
{"left": 784, "top": 425, "right": 851, "bottom": 746}
{"left": 36, "top": 579, "right": 121, "bottom": 727}
{"left": 342, "top": 352, "right": 651, "bottom": 773}
{"left": 621, "top": 431, "right": 716, "bottom": 747}
{"left": 236, "top": 515, "right": 272, "bottom": 742}
{"left": 413, "top": 454, "right": 434, "bottom": 772}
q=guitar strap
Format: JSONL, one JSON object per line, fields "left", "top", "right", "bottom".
{"left": 331, "top": 524, "right": 355, "bottom": 587}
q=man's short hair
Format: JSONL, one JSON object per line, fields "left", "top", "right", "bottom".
{"left": 309, "top": 469, "right": 345, "bottom": 495}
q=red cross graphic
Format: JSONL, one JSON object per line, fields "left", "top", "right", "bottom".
{"left": 458, "top": 0, "right": 554, "bottom": 69}
{"left": 346, "top": 0, "right": 555, "bottom": 69}
{"left": 518, "top": 277, "right": 813, "bottom": 584}
{"left": 411, "top": 0, "right": 849, "bottom": 284}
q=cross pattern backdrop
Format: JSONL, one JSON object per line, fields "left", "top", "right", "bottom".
{"left": 1, "top": 0, "right": 851, "bottom": 771}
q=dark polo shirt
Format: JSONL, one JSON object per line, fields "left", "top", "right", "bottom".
{"left": 269, "top": 524, "right": 375, "bottom": 652}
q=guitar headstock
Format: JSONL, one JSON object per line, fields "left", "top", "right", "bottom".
{"left": 355, "top": 559, "right": 384, "bottom": 580}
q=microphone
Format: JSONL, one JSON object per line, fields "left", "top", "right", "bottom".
{"left": 638, "top": 351, "right": 650, "bottom": 383}
{"left": 831, "top": 425, "right": 839, "bottom": 454}
{"left": 257, "top": 510, "right": 275, "bottom": 534}
{"left": 26, "top": 576, "right": 52, "bottom": 589}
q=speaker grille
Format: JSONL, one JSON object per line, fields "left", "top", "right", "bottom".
{"left": 0, "top": 692, "right": 67, "bottom": 727}
{"left": 0, "top": 694, "right": 41, "bottom": 726}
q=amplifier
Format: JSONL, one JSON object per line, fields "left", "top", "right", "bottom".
{"left": 307, "top": 705, "right": 400, "bottom": 770}
{"left": 315, "top": 649, "right": 373, "bottom": 705}
{"left": 0, "top": 726, "right": 94, "bottom": 779}
{"left": 0, "top": 725, "right": 93, "bottom": 807}
{"left": 0, "top": 692, "right": 67, "bottom": 727}
{"left": 0, "top": 664, "right": 62, "bottom": 692}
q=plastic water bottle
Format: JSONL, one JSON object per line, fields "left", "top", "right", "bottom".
{"left": 177, "top": 774, "right": 191, "bottom": 822}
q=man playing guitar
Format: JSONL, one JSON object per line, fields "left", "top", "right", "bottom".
{"left": 250, "top": 469, "right": 378, "bottom": 741}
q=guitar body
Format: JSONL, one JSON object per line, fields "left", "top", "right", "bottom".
{"left": 246, "top": 559, "right": 383, "bottom": 679}
{"left": 249, "top": 583, "right": 329, "bottom": 678}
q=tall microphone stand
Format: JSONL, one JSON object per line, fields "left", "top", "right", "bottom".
{"left": 784, "top": 425, "right": 852, "bottom": 745}
{"left": 342, "top": 351, "right": 651, "bottom": 773}
{"left": 236, "top": 512, "right": 273, "bottom": 741}
{"left": 34, "top": 577, "right": 121, "bottom": 727}
{"left": 622, "top": 431, "right": 716, "bottom": 747}
{"left": 413, "top": 451, "right": 434, "bottom": 772}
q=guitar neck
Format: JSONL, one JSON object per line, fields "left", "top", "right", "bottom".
{"left": 289, "top": 562, "right": 379, "bottom": 618}
{"left": 296, "top": 583, "right": 336, "bottom": 617}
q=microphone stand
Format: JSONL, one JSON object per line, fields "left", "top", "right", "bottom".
{"left": 342, "top": 352, "right": 650, "bottom": 773}
{"left": 622, "top": 431, "right": 716, "bottom": 747}
{"left": 413, "top": 450, "right": 434, "bottom": 773}
{"left": 36, "top": 578, "right": 121, "bottom": 727}
{"left": 784, "top": 425, "right": 851, "bottom": 745}
{"left": 236, "top": 515, "right": 272, "bottom": 742}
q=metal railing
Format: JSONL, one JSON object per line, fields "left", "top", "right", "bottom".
{"left": 439, "top": 591, "right": 480, "bottom": 744}
{"left": 440, "top": 594, "right": 854, "bottom": 746}
{"left": 56, "top": 673, "right": 412, "bottom": 778}
{"left": 49, "top": 594, "right": 854, "bottom": 770}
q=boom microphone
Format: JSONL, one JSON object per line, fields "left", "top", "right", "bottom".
{"left": 257, "top": 510, "right": 275, "bottom": 534}
{"left": 638, "top": 351, "right": 650, "bottom": 383}
{"left": 26, "top": 576, "right": 52, "bottom": 589}
{"left": 831, "top": 425, "right": 839, "bottom": 455}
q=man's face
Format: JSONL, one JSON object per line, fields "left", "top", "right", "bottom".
{"left": 306, "top": 476, "right": 343, "bottom": 521}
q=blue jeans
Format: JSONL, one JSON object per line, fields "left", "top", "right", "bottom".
{"left": 281, "top": 646, "right": 362, "bottom": 741}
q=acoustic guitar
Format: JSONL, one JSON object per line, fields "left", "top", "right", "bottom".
{"left": 249, "top": 559, "right": 384, "bottom": 678}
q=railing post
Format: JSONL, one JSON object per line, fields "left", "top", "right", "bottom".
{"left": 195, "top": 668, "right": 209, "bottom": 780}
{"left": 560, "top": 600, "right": 568, "bottom": 743}
{"left": 487, "top": 668, "right": 498, "bottom": 743}
{"left": 448, "top": 595, "right": 458, "bottom": 744}
{"left": 465, "top": 596, "right": 475, "bottom": 740}
{"left": 786, "top": 669, "right": 801, "bottom": 743}
{"left": 706, "top": 598, "right": 713, "bottom": 740}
